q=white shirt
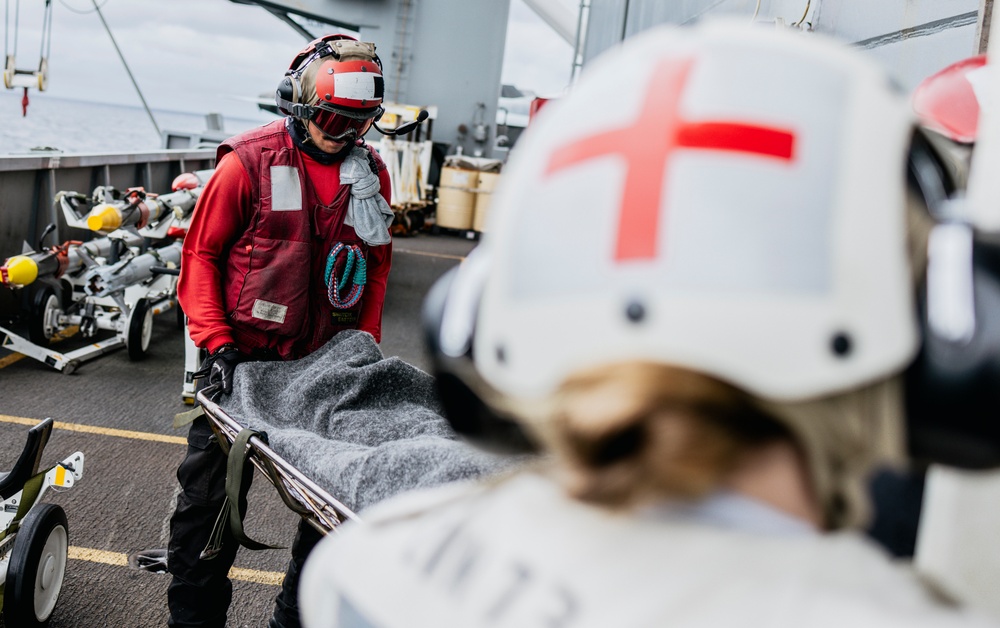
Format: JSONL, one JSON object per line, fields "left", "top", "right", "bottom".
{"left": 300, "top": 472, "right": 999, "bottom": 628}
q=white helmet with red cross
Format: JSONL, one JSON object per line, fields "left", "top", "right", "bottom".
{"left": 428, "top": 21, "right": 918, "bottom": 420}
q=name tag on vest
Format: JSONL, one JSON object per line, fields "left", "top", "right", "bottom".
{"left": 252, "top": 299, "right": 288, "bottom": 324}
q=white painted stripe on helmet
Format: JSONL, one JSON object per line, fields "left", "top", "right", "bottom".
{"left": 334, "top": 73, "right": 379, "bottom": 101}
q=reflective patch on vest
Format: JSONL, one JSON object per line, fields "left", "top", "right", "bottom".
{"left": 252, "top": 299, "right": 288, "bottom": 324}
{"left": 331, "top": 310, "right": 359, "bottom": 326}
{"left": 270, "top": 166, "right": 302, "bottom": 211}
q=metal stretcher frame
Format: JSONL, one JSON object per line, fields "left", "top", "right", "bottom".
{"left": 195, "top": 386, "right": 362, "bottom": 535}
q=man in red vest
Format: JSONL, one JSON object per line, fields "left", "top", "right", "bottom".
{"left": 169, "top": 34, "right": 393, "bottom": 628}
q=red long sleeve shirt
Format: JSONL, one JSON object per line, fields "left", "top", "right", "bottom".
{"left": 179, "top": 147, "right": 392, "bottom": 355}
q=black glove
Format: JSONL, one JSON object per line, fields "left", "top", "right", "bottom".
{"left": 194, "top": 344, "right": 246, "bottom": 395}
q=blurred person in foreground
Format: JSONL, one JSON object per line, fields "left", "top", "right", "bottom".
{"left": 299, "top": 21, "right": 1000, "bottom": 628}
{"left": 169, "top": 34, "right": 393, "bottom": 628}
{"left": 864, "top": 52, "right": 985, "bottom": 559}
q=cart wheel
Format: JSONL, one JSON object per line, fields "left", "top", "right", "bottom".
{"left": 27, "top": 287, "right": 60, "bottom": 347}
{"left": 4, "top": 503, "right": 69, "bottom": 627}
{"left": 126, "top": 298, "right": 153, "bottom": 361}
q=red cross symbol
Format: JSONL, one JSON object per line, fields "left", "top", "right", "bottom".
{"left": 545, "top": 58, "right": 797, "bottom": 261}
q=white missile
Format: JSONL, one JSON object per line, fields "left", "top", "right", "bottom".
{"left": 83, "top": 241, "right": 182, "bottom": 297}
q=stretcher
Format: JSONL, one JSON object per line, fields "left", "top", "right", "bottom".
{"left": 195, "top": 385, "right": 360, "bottom": 535}
{"left": 189, "top": 332, "right": 511, "bottom": 543}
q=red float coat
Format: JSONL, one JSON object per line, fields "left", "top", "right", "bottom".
{"left": 178, "top": 120, "right": 392, "bottom": 360}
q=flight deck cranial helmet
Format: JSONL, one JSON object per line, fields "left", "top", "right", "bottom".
{"left": 275, "top": 34, "right": 385, "bottom": 142}
{"left": 907, "top": 56, "right": 983, "bottom": 202}
{"left": 908, "top": 53, "right": 1000, "bottom": 467}
{"left": 913, "top": 55, "right": 987, "bottom": 145}
{"left": 423, "top": 21, "right": 1000, "bottom": 470}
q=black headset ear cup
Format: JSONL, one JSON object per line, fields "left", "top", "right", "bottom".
{"left": 422, "top": 268, "right": 539, "bottom": 455}
{"left": 275, "top": 75, "right": 296, "bottom": 115}
{"left": 434, "top": 370, "right": 539, "bottom": 454}
{"left": 900, "top": 131, "right": 1000, "bottom": 470}
{"left": 906, "top": 237, "right": 1000, "bottom": 468}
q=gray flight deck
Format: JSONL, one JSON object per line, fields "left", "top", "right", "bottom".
{"left": 0, "top": 232, "right": 477, "bottom": 627}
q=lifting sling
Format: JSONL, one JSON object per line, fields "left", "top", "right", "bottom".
{"left": 3, "top": 0, "right": 53, "bottom": 116}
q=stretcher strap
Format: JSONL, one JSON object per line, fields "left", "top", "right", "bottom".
{"left": 201, "top": 427, "right": 285, "bottom": 560}
{"left": 226, "top": 428, "right": 284, "bottom": 551}
{"left": 199, "top": 499, "right": 229, "bottom": 561}
{"left": 173, "top": 405, "right": 205, "bottom": 430}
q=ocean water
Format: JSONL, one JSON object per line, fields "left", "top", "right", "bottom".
{"left": 0, "top": 91, "right": 274, "bottom": 155}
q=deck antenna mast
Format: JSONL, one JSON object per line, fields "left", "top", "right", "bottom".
{"left": 3, "top": 0, "right": 53, "bottom": 116}
{"left": 91, "top": 0, "right": 160, "bottom": 136}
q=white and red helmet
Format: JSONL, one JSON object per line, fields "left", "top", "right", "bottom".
{"left": 275, "top": 34, "right": 385, "bottom": 138}
{"left": 430, "top": 21, "right": 918, "bottom": 416}
{"left": 913, "top": 55, "right": 988, "bottom": 144}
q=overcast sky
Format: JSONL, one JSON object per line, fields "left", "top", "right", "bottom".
{"left": 1, "top": 0, "right": 574, "bottom": 121}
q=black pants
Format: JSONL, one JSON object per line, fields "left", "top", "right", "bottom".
{"left": 167, "top": 416, "right": 322, "bottom": 628}
{"left": 269, "top": 520, "right": 325, "bottom": 628}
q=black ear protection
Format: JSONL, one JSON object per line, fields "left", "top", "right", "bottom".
{"left": 423, "top": 129, "right": 1000, "bottom": 468}
{"left": 422, "top": 266, "right": 540, "bottom": 454}
{"left": 274, "top": 74, "right": 304, "bottom": 118}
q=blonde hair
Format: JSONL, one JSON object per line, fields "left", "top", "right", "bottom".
{"left": 534, "top": 362, "right": 793, "bottom": 509}
{"left": 526, "top": 361, "right": 905, "bottom": 530}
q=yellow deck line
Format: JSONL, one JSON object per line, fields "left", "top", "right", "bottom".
{"left": 68, "top": 546, "right": 284, "bottom": 585}
{"left": 0, "top": 414, "right": 187, "bottom": 445}
{"left": 68, "top": 546, "right": 129, "bottom": 566}
{"left": 229, "top": 566, "right": 286, "bottom": 586}
{"left": 393, "top": 248, "right": 466, "bottom": 261}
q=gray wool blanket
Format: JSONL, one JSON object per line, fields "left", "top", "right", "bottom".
{"left": 218, "top": 330, "right": 518, "bottom": 513}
